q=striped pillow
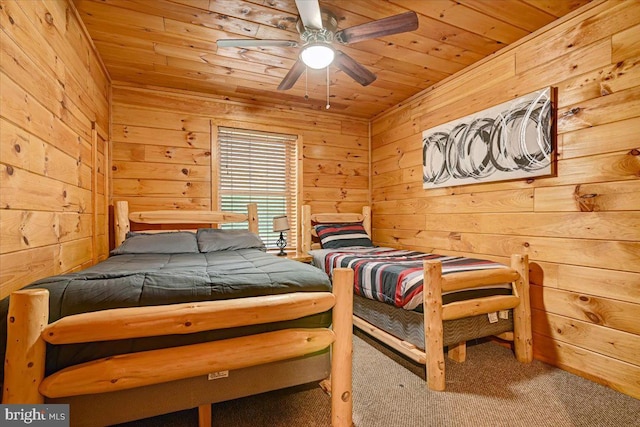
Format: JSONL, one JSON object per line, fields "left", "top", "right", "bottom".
{"left": 315, "top": 223, "right": 373, "bottom": 249}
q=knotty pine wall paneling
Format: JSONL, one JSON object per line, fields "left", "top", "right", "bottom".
{"left": 371, "top": 0, "right": 640, "bottom": 398}
{"left": 110, "top": 85, "right": 369, "bottom": 240}
{"left": 0, "top": 0, "right": 110, "bottom": 297}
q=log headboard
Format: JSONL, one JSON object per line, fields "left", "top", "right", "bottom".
{"left": 301, "top": 205, "right": 371, "bottom": 252}
{"left": 113, "top": 201, "right": 259, "bottom": 247}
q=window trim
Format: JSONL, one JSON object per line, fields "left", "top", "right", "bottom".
{"left": 212, "top": 121, "right": 303, "bottom": 251}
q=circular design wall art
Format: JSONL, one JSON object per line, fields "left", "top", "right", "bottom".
{"left": 423, "top": 87, "right": 556, "bottom": 189}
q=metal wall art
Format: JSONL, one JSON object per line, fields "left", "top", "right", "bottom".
{"left": 422, "top": 87, "right": 556, "bottom": 189}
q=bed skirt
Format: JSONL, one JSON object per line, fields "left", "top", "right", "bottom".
{"left": 353, "top": 294, "right": 513, "bottom": 350}
{"left": 47, "top": 350, "right": 330, "bottom": 426}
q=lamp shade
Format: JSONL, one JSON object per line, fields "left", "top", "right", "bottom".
{"left": 300, "top": 43, "right": 335, "bottom": 69}
{"left": 273, "top": 216, "right": 290, "bottom": 232}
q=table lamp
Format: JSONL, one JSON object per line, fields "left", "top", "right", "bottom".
{"left": 272, "top": 216, "right": 289, "bottom": 256}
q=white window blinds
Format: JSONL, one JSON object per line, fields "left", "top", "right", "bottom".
{"left": 217, "top": 126, "right": 298, "bottom": 249}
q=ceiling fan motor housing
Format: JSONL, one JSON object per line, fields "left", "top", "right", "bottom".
{"left": 301, "top": 27, "right": 334, "bottom": 46}
{"left": 298, "top": 8, "right": 337, "bottom": 50}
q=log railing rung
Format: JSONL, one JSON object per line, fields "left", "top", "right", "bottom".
{"left": 40, "top": 329, "right": 335, "bottom": 398}
{"left": 43, "top": 292, "right": 335, "bottom": 345}
{"left": 129, "top": 210, "right": 248, "bottom": 224}
{"left": 442, "top": 295, "right": 521, "bottom": 321}
{"left": 441, "top": 268, "right": 519, "bottom": 292}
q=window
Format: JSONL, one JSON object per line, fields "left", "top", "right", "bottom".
{"left": 217, "top": 126, "right": 298, "bottom": 250}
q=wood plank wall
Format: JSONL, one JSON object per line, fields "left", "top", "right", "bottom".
{"left": 0, "top": 0, "right": 110, "bottom": 298}
{"left": 370, "top": 0, "right": 640, "bottom": 398}
{"left": 110, "top": 84, "right": 369, "bottom": 237}
{"left": 2, "top": 0, "right": 636, "bottom": 401}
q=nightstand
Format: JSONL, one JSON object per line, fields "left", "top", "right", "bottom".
{"left": 268, "top": 250, "right": 313, "bottom": 263}
{"left": 283, "top": 251, "right": 313, "bottom": 263}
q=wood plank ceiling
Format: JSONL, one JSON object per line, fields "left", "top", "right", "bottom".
{"left": 74, "top": 0, "right": 591, "bottom": 119}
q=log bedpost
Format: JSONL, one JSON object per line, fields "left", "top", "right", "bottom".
{"left": 114, "top": 200, "right": 130, "bottom": 247}
{"left": 424, "top": 260, "right": 445, "bottom": 391}
{"left": 511, "top": 254, "right": 533, "bottom": 363}
{"left": 448, "top": 341, "right": 467, "bottom": 362}
{"left": 301, "top": 205, "right": 312, "bottom": 253}
{"left": 361, "top": 206, "right": 371, "bottom": 237}
{"left": 247, "top": 203, "right": 259, "bottom": 235}
{"left": 331, "top": 268, "right": 354, "bottom": 427}
{"left": 2, "top": 289, "right": 49, "bottom": 404}
{"left": 198, "top": 404, "right": 212, "bottom": 427}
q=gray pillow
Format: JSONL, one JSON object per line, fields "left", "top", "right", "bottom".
{"left": 196, "top": 229, "right": 265, "bottom": 252}
{"left": 111, "top": 231, "right": 199, "bottom": 255}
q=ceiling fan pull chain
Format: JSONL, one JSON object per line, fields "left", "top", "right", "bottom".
{"left": 304, "top": 66, "right": 309, "bottom": 100}
{"left": 326, "top": 66, "right": 330, "bottom": 110}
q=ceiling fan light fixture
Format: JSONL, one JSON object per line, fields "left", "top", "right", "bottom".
{"left": 300, "top": 43, "right": 335, "bottom": 69}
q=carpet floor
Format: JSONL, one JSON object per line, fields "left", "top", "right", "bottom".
{"left": 116, "top": 330, "right": 640, "bottom": 426}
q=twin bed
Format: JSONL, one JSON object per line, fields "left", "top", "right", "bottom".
{"left": 301, "top": 205, "right": 533, "bottom": 391}
{"left": 1, "top": 202, "right": 353, "bottom": 427}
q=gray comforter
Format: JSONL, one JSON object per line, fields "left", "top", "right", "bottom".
{"left": 0, "top": 249, "right": 332, "bottom": 380}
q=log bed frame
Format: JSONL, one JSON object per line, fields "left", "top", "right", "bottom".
{"left": 301, "top": 204, "right": 533, "bottom": 391}
{"left": 3, "top": 201, "right": 354, "bottom": 427}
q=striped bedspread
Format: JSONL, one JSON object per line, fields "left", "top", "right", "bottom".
{"left": 321, "top": 248, "right": 511, "bottom": 311}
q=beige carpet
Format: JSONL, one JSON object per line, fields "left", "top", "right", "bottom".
{"left": 117, "top": 330, "right": 640, "bottom": 426}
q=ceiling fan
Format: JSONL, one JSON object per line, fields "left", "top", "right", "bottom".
{"left": 216, "top": 0, "right": 419, "bottom": 91}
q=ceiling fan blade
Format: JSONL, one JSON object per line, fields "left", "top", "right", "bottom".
{"left": 217, "top": 39, "right": 298, "bottom": 48}
{"left": 335, "top": 11, "right": 419, "bottom": 44}
{"left": 333, "top": 51, "right": 376, "bottom": 87}
{"left": 278, "top": 59, "right": 306, "bottom": 91}
{"left": 295, "top": 0, "right": 323, "bottom": 30}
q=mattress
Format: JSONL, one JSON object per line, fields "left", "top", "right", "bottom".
{"left": 310, "top": 247, "right": 512, "bottom": 311}
{"left": 0, "top": 248, "right": 332, "bottom": 380}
